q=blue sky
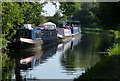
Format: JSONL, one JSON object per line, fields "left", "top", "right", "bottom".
{"left": 42, "top": 2, "right": 60, "bottom": 16}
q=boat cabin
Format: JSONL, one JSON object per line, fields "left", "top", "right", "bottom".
{"left": 15, "top": 29, "right": 42, "bottom": 40}
{"left": 44, "top": 22, "right": 56, "bottom": 30}
{"left": 66, "top": 21, "right": 81, "bottom": 27}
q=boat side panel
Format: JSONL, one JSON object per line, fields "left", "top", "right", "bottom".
{"left": 56, "top": 28, "right": 65, "bottom": 37}
{"left": 71, "top": 27, "right": 80, "bottom": 35}
{"left": 41, "top": 30, "right": 58, "bottom": 41}
{"left": 31, "top": 30, "right": 42, "bottom": 40}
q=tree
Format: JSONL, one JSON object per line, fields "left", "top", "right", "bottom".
{"left": 19, "top": 2, "right": 46, "bottom": 25}
{"left": 95, "top": 3, "right": 120, "bottom": 30}
{"left": 73, "top": 2, "right": 98, "bottom": 27}
{"left": 48, "top": 11, "right": 62, "bottom": 26}
{"left": 59, "top": 2, "right": 80, "bottom": 19}
{"left": 2, "top": 2, "right": 24, "bottom": 34}
{"left": 2, "top": 2, "right": 24, "bottom": 49}
{"left": 2, "top": 2, "right": 46, "bottom": 50}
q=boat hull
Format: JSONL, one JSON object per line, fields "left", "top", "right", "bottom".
{"left": 57, "top": 27, "right": 81, "bottom": 43}
{"left": 8, "top": 39, "right": 43, "bottom": 50}
{"left": 8, "top": 29, "right": 58, "bottom": 50}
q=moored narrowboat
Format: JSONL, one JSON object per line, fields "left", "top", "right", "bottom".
{"left": 57, "top": 20, "right": 81, "bottom": 39}
{"left": 8, "top": 22, "right": 58, "bottom": 50}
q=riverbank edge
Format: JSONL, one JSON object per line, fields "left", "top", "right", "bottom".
{"left": 74, "top": 30, "right": 120, "bottom": 81}
{"left": 81, "top": 28, "right": 115, "bottom": 35}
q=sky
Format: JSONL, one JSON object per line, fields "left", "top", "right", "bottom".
{"left": 42, "top": 2, "right": 60, "bottom": 16}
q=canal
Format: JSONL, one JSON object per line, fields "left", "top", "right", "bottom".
{"left": 2, "top": 32, "right": 115, "bottom": 80}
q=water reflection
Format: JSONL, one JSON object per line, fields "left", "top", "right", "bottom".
{"left": 5, "top": 32, "right": 115, "bottom": 80}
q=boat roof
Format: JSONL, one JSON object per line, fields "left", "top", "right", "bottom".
{"left": 44, "top": 22, "right": 56, "bottom": 27}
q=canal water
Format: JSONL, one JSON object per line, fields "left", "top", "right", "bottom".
{"left": 2, "top": 32, "right": 115, "bottom": 80}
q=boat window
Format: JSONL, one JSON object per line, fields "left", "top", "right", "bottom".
{"left": 35, "top": 31, "right": 41, "bottom": 39}
{"left": 19, "top": 30, "right": 30, "bottom": 38}
{"left": 45, "top": 25, "right": 55, "bottom": 30}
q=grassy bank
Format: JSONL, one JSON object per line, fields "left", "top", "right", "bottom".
{"left": 75, "top": 31, "right": 120, "bottom": 81}
{"left": 82, "top": 28, "right": 103, "bottom": 31}
{"left": 82, "top": 28, "right": 115, "bottom": 35}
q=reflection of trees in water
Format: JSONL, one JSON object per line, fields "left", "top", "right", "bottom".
{"left": 1, "top": 53, "right": 15, "bottom": 80}
{"left": 7, "top": 43, "right": 58, "bottom": 80}
{"left": 60, "top": 33, "right": 115, "bottom": 73}
{"left": 61, "top": 49, "right": 77, "bottom": 71}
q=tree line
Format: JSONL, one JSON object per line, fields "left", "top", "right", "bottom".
{"left": 51, "top": 2, "right": 120, "bottom": 30}
{"left": 2, "top": 2, "right": 47, "bottom": 50}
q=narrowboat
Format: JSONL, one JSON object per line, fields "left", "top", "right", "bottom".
{"left": 8, "top": 22, "right": 58, "bottom": 50}
{"left": 57, "top": 20, "right": 81, "bottom": 39}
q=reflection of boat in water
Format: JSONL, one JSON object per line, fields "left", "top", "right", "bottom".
{"left": 22, "top": 44, "right": 58, "bottom": 68}
{"left": 18, "top": 35, "right": 82, "bottom": 68}
{"left": 57, "top": 35, "right": 81, "bottom": 52}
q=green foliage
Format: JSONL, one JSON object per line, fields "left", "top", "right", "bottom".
{"left": 114, "top": 31, "right": 120, "bottom": 39}
{"left": 2, "top": 2, "right": 24, "bottom": 33}
{"left": 73, "top": 3, "right": 98, "bottom": 27}
{"left": 1, "top": 53, "right": 15, "bottom": 80}
{"left": 2, "top": 2, "right": 46, "bottom": 50}
{"left": 108, "top": 31, "right": 120, "bottom": 56}
{"left": 108, "top": 43, "right": 120, "bottom": 56}
{"left": 95, "top": 3, "right": 120, "bottom": 30}
{"left": 48, "top": 11, "right": 67, "bottom": 27}
{"left": 60, "top": 2, "right": 80, "bottom": 17}
{"left": 0, "top": 34, "right": 9, "bottom": 50}
{"left": 2, "top": 2, "right": 24, "bottom": 50}
{"left": 48, "top": 12, "right": 59, "bottom": 25}
{"left": 19, "top": 2, "right": 46, "bottom": 25}
{"left": 60, "top": 2, "right": 120, "bottom": 30}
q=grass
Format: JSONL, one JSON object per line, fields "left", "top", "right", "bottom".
{"left": 82, "top": 27, "right": 103, "bottom": 31}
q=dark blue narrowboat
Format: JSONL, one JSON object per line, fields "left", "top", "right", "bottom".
{"left": 8, "top": 23, "right": 58, "bottom": 50}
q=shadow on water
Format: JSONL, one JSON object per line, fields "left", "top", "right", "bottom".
{"left": 1, "top": 32, "right": 115, "bottom": 80}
